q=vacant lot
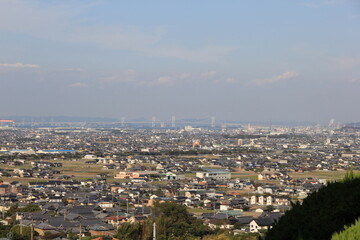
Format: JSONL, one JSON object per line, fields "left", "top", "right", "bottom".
{"left": 0, "top": 159, "right": 116, "bottom": 183}
{"left": 289, "top": 170, "right": 359, "bottom": 181}
{"left": 55, "top": 159, "right": 116, "bottom": 177}
{"left": 231, "top": 170, "right": 258, "bottom": 181}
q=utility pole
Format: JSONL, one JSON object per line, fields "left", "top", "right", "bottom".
{"left": 138, "top": 192, "right": 140, "bottom": 206}
{"left": 30, "top": 220, "right": 33, "bottom": 240}
{"left": 126, "top": 199, "right": 129, "bottom": 214}
{"left": 79, "top": 223, "right": 82, "bottom": 240}
{"left": 142, "top": 200, "right": 144, "bottom": 215}
{"left": 153, "top": 222, "right": 156, "bottom": 240}
{"left": 20, "top": 216, "right": 23, "bottom": 235}
{"left": 213, "top": 199, "right": 216, "bottom": 217}
{"left": 116, "top": 209, "right": 119, "bottom": 230}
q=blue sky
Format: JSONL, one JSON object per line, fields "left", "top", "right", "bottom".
{"left": 0, "top": 0, "right": 360, "bottom": 123}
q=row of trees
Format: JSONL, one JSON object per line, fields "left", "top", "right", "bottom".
{"left": 115, "top": 201, "right": 261, "bottom": 240}
{"left": 115, "top": 201, "right": 212, "bottom": 240}
{"left": 0, "top": 201, "right": 263, "bottom": 239}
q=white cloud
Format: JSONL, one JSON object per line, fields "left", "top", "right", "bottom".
{"left": 69, "top": 82, "right": 88, "bottom": 88}
{"left": 249, "top": 71, "right": 299, "bottom": 86}
{"left": 178, "top": 73, "right": 191, "bottom": 80}
{"left": 301, "top": 0, "right": 349, "bottom": 8}
{"left": 335, "top": 56, "right": 360, "bottom": 70}
{"left": 225, "top": 78, "right": 237, "bottom": 84}
{"left": 302, "top": 2, "right": 320, "bottom": 8}
{"left": 349, "top": 78, "right": 360, "bottom": 83}
{"left": 0, "top": 1, "right": 235, "bottom": 63}
{"left": 69, "top": 25, "right": 165, "bottom": 53}
{"left": 0, "top": 63, "right": 40, "bottom": 68}
{"left": 141, "top": 71, "right": 239, "bottom": 87}
{"left": 201, "top": 71, "right": 217, "bottom": 79}
{"left": 63, "top": 68, "right": 83, "bottom": 72}
{"left": 153, "top": 76, "right": 174, "bottom": 85}
{"left": 101, "top": 70, "right": 137, "bottom": 83}
{"left": 149, "top": 45, "right": 236, "bottom": 63}
{"left": 138, "top": 76, "right": 176, "bottom": 87}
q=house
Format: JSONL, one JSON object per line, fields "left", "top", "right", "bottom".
{"left": 131, "top": 178, "right": 146, "bottom": 184}
{"left": 196, "top": 169, "right": 231, "bottom": 180}
{"left": 83, "top": 155, "right": 98, "bottom": 160}
{"left": 0, "top": 184, "right": 11, "bottom": 195}
{"left": 258, "top": 196, "right": 265, "bottom": 205}
{"left": 184, "top": 198, "right": 200, "bottom": 207}
{"left": 47, "top": 195, "right": 63, "bottom": 203}
{"left": 250, "top": 212, "right": 281, "bottom": 232}
{"left": 88, "top": 224, "right": 115, "bottom": 237}
{"left": 250, "top": 218, "right": 273, "bottom": 232}
{"left": 257, "top": 186, "right": 264, "bottom": 194}
{"left": 34, "top": 222, "right": 59, "bottom": 236}
{"left": 275, "top": 197, "right": 290, "bottom": 206}
{"left": 114, "top": 171, "right": 159, "bottom": 179}
{"left": 266, "top": 196, "right": 274, "bottom": 205}
{"left": 220, "top": 200, "right": 231, "bottom": 211}
{"left": 235, "top": 216, "right": 253, "bottom": 226}
{"left": 92, "top": 237, "right": 119, "bottom": 240}
{"left": 128, "top": 215, "right": 147, "bottom": 223}
{"left": 163, "top": 172, "right": 185, "bottom": 181}
{"left": 250, "top": 195, "right": 257, "bottom": 205}
{"left": 106, "top": 216, "right": 124, "bottom": 229}
{"left": 99, "top": 202, "right": 114, "bottom": 209}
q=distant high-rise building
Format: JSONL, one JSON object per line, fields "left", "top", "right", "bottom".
{"left": 184, "top": 126, "right": 193, "bottom": 131}
{"left": 172, "top": 116, "right": 176, "bottom": 128}
{"left": 152, "top": 117, "right": 156, "bottom": 128}
{"left": 211, "top": 117, "right": 215, "bottom": 128}
{"left": 328, "top": 119, "right": 336, "bottom": 128}
{"left": 192, "top": 140, "right": 201, "bottom": 147}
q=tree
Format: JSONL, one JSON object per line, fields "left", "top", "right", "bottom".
{"left": 265, "top": 205, "right": 274, "bottom": 212}
{"left": 265, "top": 171, "right": 360, "bottom": 240}
{"left": 11, "top": 225, "right": 34, "bottom": 240}
{"left": 116, "top": 222, "right": 143, "bottom": 240}
{"left": 0, "top": 223, "right": 12, "bottom": 238}
{"left": 6, "top": 204, "right": 41, "bottom": 217}
{"left": 331, "top": 218, "right": 360, "bottom": 240}
{"left": 233, "top": 222, "right": 244, "bottom": 230}
{"left": 115, "top": 201, "right": 212, "bottom": 240}
{"left": 21, "top": 204, "right": 41, "bottom": 213}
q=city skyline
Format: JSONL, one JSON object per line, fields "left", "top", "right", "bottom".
{"left": 0, "top": 115, "right": 342, "bottom": 128}
{"left": 1, "top": 1, "right": 360, "bottom": 122}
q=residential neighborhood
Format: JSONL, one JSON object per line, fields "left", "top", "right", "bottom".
{"left": 0, "top": 124, "right": 359, "bottom": 239}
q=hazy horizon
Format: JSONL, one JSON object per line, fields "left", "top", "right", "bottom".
{"left": 0, "top": 114, "right": 340, "bottom": 126}
{"left": 1, "top": 1, "right": 360, "bottom": 123}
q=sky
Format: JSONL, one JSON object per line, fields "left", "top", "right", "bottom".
{"left": 0, "top": 0, "right": 360, "bottom": 123}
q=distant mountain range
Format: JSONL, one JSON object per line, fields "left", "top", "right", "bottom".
{"left": 1, "top": 116, "right": 119, "bottom": 123}
{"left": 346, "top": 122, "right": 360, "bottom": 127}
{"left": 0, "top": 115, "right": 319, "bottom": 127}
